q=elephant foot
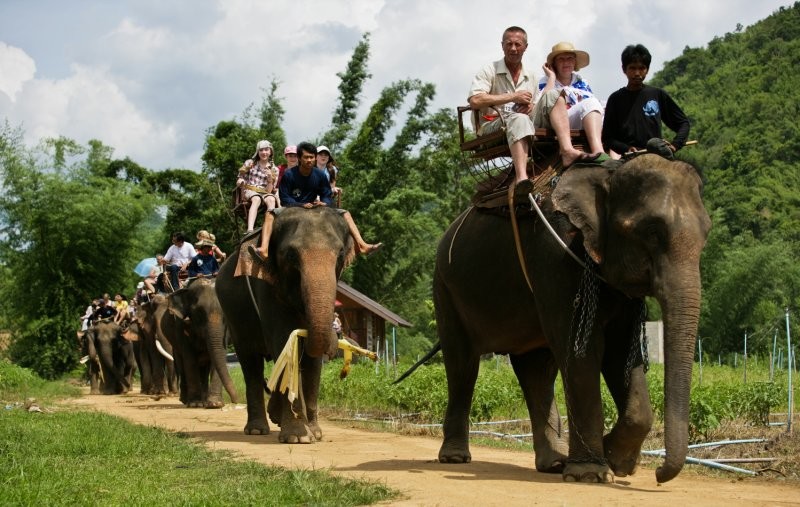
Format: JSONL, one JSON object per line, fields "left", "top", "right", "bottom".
{"left": 563, "top": 462, "right": 614, "bottom": 483}
{"left": 438, "top": 440, "right": 471, "bottom": 463}
{"left": 603, "top": 433, "right": 642, "bottom": 477}
{"left": 186, "top": 400, "right": 206, "bottom": 408}
{"left": 308, "top": 421, "right": 323, "bottom": 441}
{"left": 244, "top": 420, "right": 271, "bottom": 435}
{"left": 534, "top": 450, "right": 567, "bottom": 473}
{"left": 205, "top": 399, "right": 225, "bottom": 409}
{"left": 278, "top": 417, "right": 315, "bottom": 444}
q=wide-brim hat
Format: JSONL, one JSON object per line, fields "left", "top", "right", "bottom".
{"left": 547, "top": 41, "right": 590, "bottom": 70}
{"left": 195, "top": 239, "right": 215, "bottom": 248}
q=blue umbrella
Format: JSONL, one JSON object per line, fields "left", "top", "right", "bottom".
{"left": 133, "top": 257, "right": 158, "bottom": 277}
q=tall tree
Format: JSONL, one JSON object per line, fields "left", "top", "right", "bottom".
{"left": 0, "top": 124, "right": 157, "bottom": 378}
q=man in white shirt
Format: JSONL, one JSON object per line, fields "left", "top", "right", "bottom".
{"left": 161, "top": 232, "right": 196, "bottom": 290}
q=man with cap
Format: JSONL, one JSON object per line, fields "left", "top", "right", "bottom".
{"left": 468, "top": 26, "right": 599, "bottom": 185}
{"left": 187, "top": 233, "right": 220, "bottom": 278}
{"left": 250, "top": 141, "right": 381, "bottom": 262}
{"left": 278, "top": 145, "right": 298, "bottom": 187}
{"left": 538, "top": 41, "right": 605, "bottom": 156}
{"left": 237, "top": 139, "right": 280, "bottom": 232}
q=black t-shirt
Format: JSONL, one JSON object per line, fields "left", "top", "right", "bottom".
{"left": 602, "top": 85, "right": 690, "bottom": 154}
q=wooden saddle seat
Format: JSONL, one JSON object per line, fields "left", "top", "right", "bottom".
{"left": 457, "top": 105, "right": 589, "bottom": 209}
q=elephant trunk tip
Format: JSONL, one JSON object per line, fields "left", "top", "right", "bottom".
{"left": 655, "top": 460, "right": 684, "bottom": 484}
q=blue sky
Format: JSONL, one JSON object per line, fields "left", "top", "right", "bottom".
{"left": 0, "top": 0, "right": 791, "bottom": 171}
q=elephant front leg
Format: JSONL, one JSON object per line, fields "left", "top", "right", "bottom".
{"left": 277, "top": 391, "right": 315, "bottom": 444}
{"left": 602, "top": 363, "right": 653, "bottom": 476}
{"left": 510, "top": 349, "right": 568, "bottom": 473}
{"left": 300, "top": 354, "right": 323, "bottom": 441}
{"left": 561, "top": 358, "right": 613, "bottom": 483}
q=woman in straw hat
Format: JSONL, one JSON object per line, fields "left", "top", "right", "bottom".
{"left": 237, "top": 140, "right": 281, "bottom": 232}
{"left": 538, "top": 41, "right": 605, "bottom": 156}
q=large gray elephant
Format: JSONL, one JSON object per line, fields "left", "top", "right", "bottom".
{"left": 156, "top": 278, "right": 239, "bottom": 408}
{"left": 135, "top": 295, "right": 178, "bottom": 396}
{"left": 83, "top": 320, "right": 137, "bottom": 395}
{"left": 216, "top": 206, "right": 354, "bottom": 442}
{"left": 431, "top": 155, "right": 710, "bottom": 483}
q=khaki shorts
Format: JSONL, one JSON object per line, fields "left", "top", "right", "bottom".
{"left": 478, "top": 111, "right": 535, "bottom": 145}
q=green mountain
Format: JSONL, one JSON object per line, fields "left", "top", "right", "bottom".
{"left": 649, "top": 3, "right": 800, "bottom": 356}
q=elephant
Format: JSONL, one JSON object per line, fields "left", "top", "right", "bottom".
{"left": 430, "top": 155, "right": 710, "bottom": 483}
{"left": 216, "top": 206, "right": 355, "bottom": 442}
{"left": 135, "top": 295, "right": 178, "bottom": 396}
{"left": 156, "top": 278, "right": 239, "bottom": 408}
{"left": 83, "top": 320, "right": 137, "bottom": 395}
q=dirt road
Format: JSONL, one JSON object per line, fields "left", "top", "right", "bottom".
{"left": 70, "top": 391, "right": 800, "bottom": 506}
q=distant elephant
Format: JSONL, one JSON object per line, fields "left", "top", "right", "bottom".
{"left": 431, "top": 155, "right": 710, "bottom": 483}
{"left": 135, "top": 295, "right": 178, "bottom": 396}
{"left": 83, "top": 320, "right": 137, "bottom": 395}
{"left": 216, "top": 206, "right": 354, "bottom": 442}
{"left": 157, "top": 278, "right": 239, "bottom": 408}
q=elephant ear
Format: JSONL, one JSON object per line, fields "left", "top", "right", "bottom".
{"left": 550, "top": 166, "right": 612, "bottom": 264}
{"left": 233, "top": 235, "right": 276, "bottom": 284}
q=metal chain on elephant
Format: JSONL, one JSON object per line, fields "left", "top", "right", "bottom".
{"left": 569, "top": 252, "right": 599, "bottom": 359}
{"left": 624, "top": 299, "right": 649, "bottom": 387}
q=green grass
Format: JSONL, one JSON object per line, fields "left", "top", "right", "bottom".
{"left": 0, "top": 360, "right": 398, "bottom": 506}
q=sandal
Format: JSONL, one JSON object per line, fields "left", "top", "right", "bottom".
{"left": 247, "top": 244, "right": 268, "bottom": 266}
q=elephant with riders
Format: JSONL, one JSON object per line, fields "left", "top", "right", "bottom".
{"left": 414, "top": 154, "right": 710, "bottom": 483}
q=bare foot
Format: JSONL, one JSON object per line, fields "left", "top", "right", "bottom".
{"left": 561, "top": 150, "right": 601, "bottom": 168}
{"left": 359, "top": 243, "right": 383, "bottom": 256}
{"left": 247, "top": 244, "right": 268, "bottom": 265}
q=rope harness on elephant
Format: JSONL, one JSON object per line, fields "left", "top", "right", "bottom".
{"left": 625, "top": 300, "right": 650, "bottom": 387}
{"left": 569, "top": 251, "right": 599, "bottom": 359}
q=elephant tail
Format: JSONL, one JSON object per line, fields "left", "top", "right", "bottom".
{"left": 393, "top": 342, "right": 441, "bottom": 384}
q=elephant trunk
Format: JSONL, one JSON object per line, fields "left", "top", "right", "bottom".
{"left": 655, "top": 262, "right": 702, "bottom": 483}
{"left": 298, "top": 249, "right": 338, "bottom": 359}
{"left": 208, "top": 312, "right": 239, "bottom": 403}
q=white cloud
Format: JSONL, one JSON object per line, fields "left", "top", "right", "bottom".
{"left": 0, "top": 42, "right": 36, "bottom": 102}
{"left": 4, "top": 63, "right": 178, "bottom": 169}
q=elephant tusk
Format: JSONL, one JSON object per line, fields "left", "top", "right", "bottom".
{"left": 155, "top": 340, "right": 174, "bottom": 362}
{"left": 80, "top": 355, "right": 90, "bottom": 364}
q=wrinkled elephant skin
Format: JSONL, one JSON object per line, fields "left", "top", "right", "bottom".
{"left": 158, "top": 278, "right": 238, "bottom": 408}
{"left": 135, "top": 295, "right": 178, "bottom": 396}
{"left": 84, "top": 321, "right": 137, "bottom": 395}
{"left": 433, "top": 156, "right": 710, "bottom": 483}
{"left": 216, "top": 207, "right": 354, "bottom": 442}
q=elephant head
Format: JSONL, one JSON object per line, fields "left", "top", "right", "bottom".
{"left": 159, "top": 279, "right": 239, "bottom": 407}
{"left": 261, "top": 207, "right": 355, "bottom": 358}
{"left": 551, "top": 155, "right": 711, "bottom": 482}
{"left": 85, "top": 320, "right": 134, "bottom": 394}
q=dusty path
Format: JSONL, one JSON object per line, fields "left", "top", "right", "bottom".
{"left": 70, "top": 391, "right": 800, "bottom": 506}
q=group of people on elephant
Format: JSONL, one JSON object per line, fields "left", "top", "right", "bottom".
{"left": 470, "top": 26, "right": 690, "bottom": 187}
{"left": 235, "top": 140, "right": 382, "bottom": 263}
{"left": 417, "top": 26, "right": 704, "bottom": 484}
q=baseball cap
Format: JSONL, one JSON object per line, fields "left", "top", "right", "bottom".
{"left": 284, "top": 145, "right": 297, "bottom": 155}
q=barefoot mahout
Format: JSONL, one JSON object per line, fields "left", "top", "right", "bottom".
{"left": 400, "top": 154, "right": 711, "bottom": 483}
{"left": 216, "top": 206, "right": 357, "bottom": 443}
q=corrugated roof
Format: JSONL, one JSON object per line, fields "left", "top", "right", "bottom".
{"left": 336, "top": 281, "right": 413, "bottom": 328}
